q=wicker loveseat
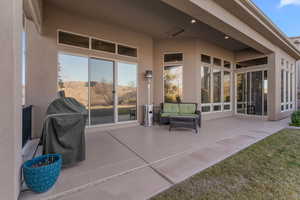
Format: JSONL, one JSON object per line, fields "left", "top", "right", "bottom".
{"left": 159, "top": 102, "right": 201, "bottom": 127}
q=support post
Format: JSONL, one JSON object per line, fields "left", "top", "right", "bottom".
{"left": 0, "top": 0, "right": 23, "bottom": 199}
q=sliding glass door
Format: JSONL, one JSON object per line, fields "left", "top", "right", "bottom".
{"left": 117, "top": 62, "right": 137, "bottom": 122}
{"left": 58, "top": 53, "right": 137, "bottom": 126}
{"left": 90, "top": 58, "right": 114, "bottom": 125}
{"left": 236, "top": 73, "right": 246, "bottom": 114}
{"left": 236, "top": 70, "right": 267, "bottom": 116}
{"left": 250, "top": 71, "right": 263, "bottom": 115}
{"left": 58, "top": 53, "right": 89, "bottom": 112}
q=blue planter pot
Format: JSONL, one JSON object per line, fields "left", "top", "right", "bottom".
{"left": 23, "top": 154, "right": 62, "bottom": 193}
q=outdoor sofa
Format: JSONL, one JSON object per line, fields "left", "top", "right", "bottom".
{"left": 159, "top": 103, "right": 201, "bottom": 131}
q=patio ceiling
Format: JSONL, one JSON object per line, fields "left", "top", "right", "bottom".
{"left": 44, "top": 0, "right": 254, "bottom": 52}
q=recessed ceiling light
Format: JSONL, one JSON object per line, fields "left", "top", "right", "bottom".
{"left": 190, "top": 19, "right": 197, "bottom": 24}
{"left": 224, "top": 35, "right": 230, "bottom": 40}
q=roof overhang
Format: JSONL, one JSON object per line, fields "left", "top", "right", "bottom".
{"left": 161, "top": 0, "right": 273, "bottom": 55}
{"left": 162, "top": 0, "right": 300, "bottom": 60}
{"left": 290, "top": 36, "right": 300, "bottom": 40}
{"left": 217, "top": 0, "right": 300, "bottom": 60}
{"left": 23, "top": 0, "right": 43, "bottom": 33}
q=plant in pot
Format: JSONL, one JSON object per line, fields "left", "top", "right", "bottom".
{"left": 23, "top": 154, "right": 62, "bottom": 193}
{"left": 290, "top": 110, "right": 300, "bottom": 127}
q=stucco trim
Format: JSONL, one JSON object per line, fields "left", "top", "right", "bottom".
{"left": 23, "top": 0, "right": 43, "bottom": 33}
{"left": 225, "top": 0, "right": 300, "bottom": 59}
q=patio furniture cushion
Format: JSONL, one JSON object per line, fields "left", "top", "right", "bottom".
{"left": 177, "top": 113, "right": 199, "bottom": 118}
{"left": 163, "top": 103, "right": 179, "bottom": 113}
{"left": 161, "top": 112, "right": 179, "bottom": 117}
{"left": 179, "top": 103, "right": 196, "bottom": 114}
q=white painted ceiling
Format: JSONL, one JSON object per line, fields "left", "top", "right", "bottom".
{"left": 45, "top": 0, "right": 250, "bottom": 51}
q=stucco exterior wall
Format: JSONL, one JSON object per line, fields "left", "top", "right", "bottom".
{"left": 26, "top": 4, "right": 154, "bottom": 138}
{"left": 161, "top": 0, "right": 299, "bottom": 120}
{"left": 274, "top": 47, "right": 298, "bottom": 119}
{"left": 290, "top": 37, "right": 300, "bottom": 109}
{"left": 153, "top": 38, "right": 297, "bottom": 121}
{"left": 235, "top": 49, "right": 265, "bottom": 62}
{"left": 153, "top": 38, "right": 236, "bottom": 120}
{"left": 0, "top": 0, "right": 22, "bottom": 199}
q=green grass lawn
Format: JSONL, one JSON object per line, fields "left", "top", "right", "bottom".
{"left": 152, "top": 129, "right": 300, "bottom": 200}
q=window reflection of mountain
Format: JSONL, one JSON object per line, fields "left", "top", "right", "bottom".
{"left": 59, "top": 81, "right": 88, "bottom": 107}
{"left": 92, "top": 82, "right": 113, "bottom": 106}
{"left": 59, "top": 80, "right": 137, "bottom": 108}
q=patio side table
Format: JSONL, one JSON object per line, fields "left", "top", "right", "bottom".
{"left": 169, "top": 115, "right": 199, "bottom": 133}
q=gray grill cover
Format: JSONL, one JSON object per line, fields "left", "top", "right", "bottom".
{"left": 42, "top": 97, "right": 87, "bottom": 167}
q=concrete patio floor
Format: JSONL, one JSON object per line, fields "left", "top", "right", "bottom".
{"left": 20, "top": 117, "right": 289, "bottom": 200}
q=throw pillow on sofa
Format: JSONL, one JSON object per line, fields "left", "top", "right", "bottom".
{"left": 163, "top": 103, "right": 179, "bottom": 113}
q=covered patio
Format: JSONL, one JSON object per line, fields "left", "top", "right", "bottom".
{"left": 15, "top": 0, "right": 300, "bottom": 199}
{"left": 23, "top": 0, "right": 285, "bottom": 142}
{"left": 20, "top": 117, "right": 289, "bottom": 200}
{"left": 3, "top": 0, "right": 300, "bottom": 199}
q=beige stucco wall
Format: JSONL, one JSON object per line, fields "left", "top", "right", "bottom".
{"left": 160, "top": 0, "right": 298, "bottom": 121}
{"left": 290, "top": 37, "right": 300, "bottom": 108}
{"left": 26, "top": 4, "right": 154, "bottom": 138}
{"left": 153, "top": 37, "right": 297, "bottom": 121}
{"left": 235, "top": 49, "right": 265, "bottom": 62}
{"left": 273, "top": 48, "right": 298, "bottom": 119}
{"left": 153, "top": 38, "right": 236, "bottom": 120}
{"left": 0, "top": 0, "right": 23, "bottom": 199}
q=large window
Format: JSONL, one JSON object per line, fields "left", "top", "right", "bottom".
{"left": 224, "top": 71, "right": 231, "bottom": 103}
{"left": 286, "top": 69, "right": 289, "bottom": 102}
{"left": 91, "top": 38, "right": 116, "bottom": 53}
{"left": 163, "top": 53, "right": 183, "bottom": 103}
{"left": 200, "top": 55, "right": 232, "bottom": 113}
{"left": 164, "top": 65, "right": 183, "bottom": 103}
{"left": 264, "top": 71, "right": 268, "bottom": 115}
{"left": 213, "top": 68, "right": 221, "bottom": 103}
{"left": 117, "top": 62, "right": 137, "bottom": 122}
{"left": 290, "top": 69, "right": 293, "bottom": 109}
{"left": 281, "top": 69, "right": 284, "bottom": 106}
{"left": 89, "top": 58, "right": 114, "bottom": 125}
{"left": 237, "top": 73, "right": 246, "bottom": 114}
{"left": 201, "top": 66, "right": 211, "bottom": 103}
{"left": 58, "top": 31, "right": 90, "bottom": 49}
{"left": 58, "top": 30, "right": 138, "bottom": 58}
{"left": 58, "top": 53, "right": 137, "bottom": 126}
{"left": 280, "top": 59, "right": 295, "bottom": 112}
{"left": 236, "top": 70, "right": 268, "bottom": 116}
{"left": 212, "top": 68, "right": 222, "bottom": 111}
{"left": 236, "top": 57, "right": 268, "bottom": 69}
{"left": 58, "top": 54, "right": 89, "bottom": 108}
{"left": 224, "top": 71, "right": 231, "bottom": 111}
{"left": 22, "top": 31, "right": 27, "bottom": 105}
{"left": 164, "top": 53, "right": 183, "bottom": 62}
{"left": 117, "top": 45, "right": 137, "bottom": 57}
